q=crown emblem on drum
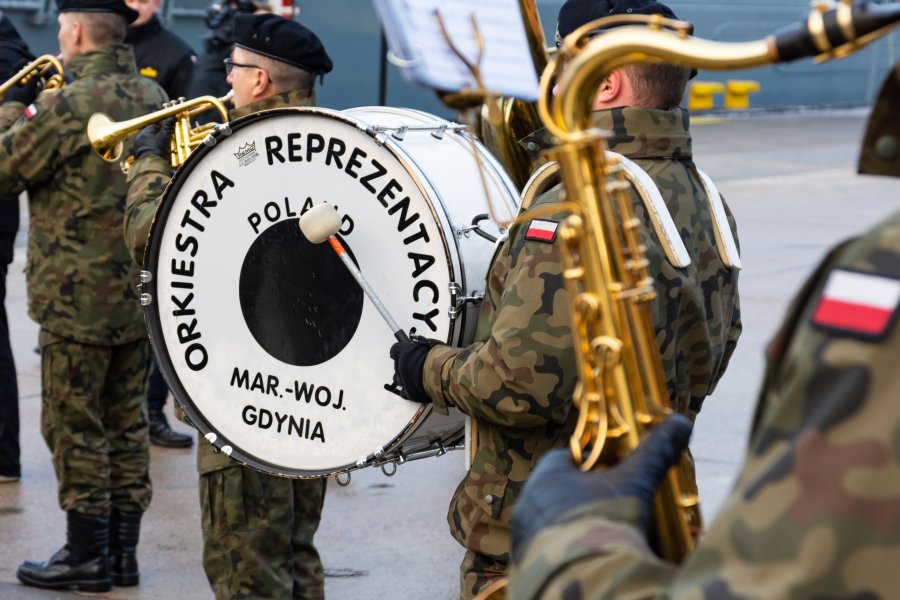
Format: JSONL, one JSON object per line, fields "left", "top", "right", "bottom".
{"left": 234, "top": 142, "right": 257, "bottom": 159}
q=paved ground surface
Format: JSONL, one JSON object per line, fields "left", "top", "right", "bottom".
{"left": 1, "top": 108, "right": 898, "bottom": 599}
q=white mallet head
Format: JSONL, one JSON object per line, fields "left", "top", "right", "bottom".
{"left": 299, "top": 202, "right": 342, "bottom": 244}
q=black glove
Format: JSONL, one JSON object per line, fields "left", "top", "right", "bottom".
{"left": 510, "top": 414, "right": 693, "bottom": 561}
{"left": 2, "top": 73, "right": 41, "bottom": 106}
{"left": 389, "top": 335, "right": 443, "bottom": 403}
{"left": 131, "top": 117, "right": 175, "bottom": 160}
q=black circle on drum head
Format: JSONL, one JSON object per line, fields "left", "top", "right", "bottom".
{"left": 238, "top": 218, "right": 364, "bottom": 366}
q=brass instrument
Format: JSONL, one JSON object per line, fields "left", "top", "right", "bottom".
{"left": 0, "top": 54, "right": 65, "bottom": 100}
{"left": 474, "top": 1, "right": 900, "bottom": 598}
{"left": 544, "top": 0, "right": 900, "bottom": 565}
{"left": 87, "top": 92, "right": 233, "bottom": 169}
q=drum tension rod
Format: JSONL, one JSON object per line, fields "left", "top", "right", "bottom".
{"left": 449, "top": 283, "right": 484, "bottom": 321}
{"left": 367, "top": 123, "right": 466, "bottom": 144}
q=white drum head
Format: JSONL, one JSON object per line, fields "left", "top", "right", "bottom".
{"left": 144, "top": 107, "right": 472, "bottom": 476}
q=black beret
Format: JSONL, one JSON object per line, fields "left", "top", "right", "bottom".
{"left": 556, "top": 0, "right": 687, "bottom": 43}
{"left": 233, "top": 14, "right": 332, "bottom": 75}
{"left": 55, "top": 0, "right": 139, "bottom": 24}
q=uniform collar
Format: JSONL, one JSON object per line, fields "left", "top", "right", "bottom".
{"left": 591, "top": 107, "right": 692, "bottom": 160}
{"left": 67, "top": 44, "right": 137, "bottom": 80}
{"left": 229, "top": 89, "right": 316, "bottom": 119}
{"left": 518, "top": 106, "right": 692, "bottom": 163}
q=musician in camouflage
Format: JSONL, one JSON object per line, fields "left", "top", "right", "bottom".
{"left": 123, "top": 14, "right": 332, "bottom": 600}
{"left": 0, "top": 0, "right": 167, "bottom": 592}
{"left": 508, "top": 59, "right": 900, "bottom": 600}
{"left": 389, "top": 1, "right": 741, "bottom": 596}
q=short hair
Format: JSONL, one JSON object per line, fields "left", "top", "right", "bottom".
{"left": 254, "top": 53, "right": 316, "bottom": 95}
{"left": 77, "top": 12, "right": 128, "bottom": 45}
{"left": 623, "top": 63, "right": 691, "bottom": 110}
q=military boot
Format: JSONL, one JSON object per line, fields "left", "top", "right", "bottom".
{"left": 148, "top": 407, "right": 193, "bottom": 447}
{"left": 110, "top": 509, "right": 142, "bottom": 586}
{"left": 16, "top": 511, "right": 111, "bottom": 592}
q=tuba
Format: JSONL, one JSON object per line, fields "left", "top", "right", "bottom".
{"left": 0, "top": 54, "right": 65, "bottom": 100}
{"left": 87, "top": 92, "right": 232, "bottom": 169}
{"left": 474, "top": 1, "right": 900, "bottom": 598}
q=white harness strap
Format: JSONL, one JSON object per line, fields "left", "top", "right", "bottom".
{"left": 608, "top": 152, "right": 692, "bottom": 269}
{"left": 696, "top": 167, "right": 742, "bottom": 270}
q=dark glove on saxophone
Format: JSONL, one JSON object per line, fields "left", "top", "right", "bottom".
{"left": 131, "top": 116, "right": 176, "bottom": 160}
{"left": 389, "top": 336, "right": 442, "bottom": 404}
{"left": 510, "top": 414, "right": 693, "bottom": 561}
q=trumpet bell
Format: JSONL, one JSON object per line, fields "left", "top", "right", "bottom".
{"left": 86, "top": 112, "right": 124, "bottom": 162}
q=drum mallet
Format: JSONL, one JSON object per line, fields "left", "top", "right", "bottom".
{"left": 298, "top": 203, "right": 409, "bottom": 343}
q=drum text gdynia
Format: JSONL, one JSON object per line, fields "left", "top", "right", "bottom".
{"left": 231, "top": 368, "right": 331, "bottom": 443}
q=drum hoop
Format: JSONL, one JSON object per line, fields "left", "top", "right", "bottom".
{"left": 143, "top": 106, "right": 473, "bottom": 477}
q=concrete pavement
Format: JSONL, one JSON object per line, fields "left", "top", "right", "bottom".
{"left": 1, "top": 108, "right": 898, "bottom": 599}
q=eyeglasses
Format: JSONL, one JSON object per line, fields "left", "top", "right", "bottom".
{"left": 224, "top": 57, "right": 265, "bottom": 76}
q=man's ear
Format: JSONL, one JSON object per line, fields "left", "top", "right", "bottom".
{"left": 252, "top": 68, "right": 271, "bottom": 98}
{"left": 72, "top": 19, "right": 84, "bottom": 47}
{"left": 592, "top": 70, "right": 623, "bottom": 108}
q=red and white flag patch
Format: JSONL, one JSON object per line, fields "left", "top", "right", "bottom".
{"left": 524, "top": 219, "right": 559, "bottom": 243}
{"left": 811, "top": 269, "right": 900, "bottom": 340}
{"left": 24, "top": 103, "right": 38, "bottom": 120}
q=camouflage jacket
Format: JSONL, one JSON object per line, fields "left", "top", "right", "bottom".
{"left": 123, "top": 89, "right": 314, "bottom": 474}
{"left": 0, "top": 44, "right": 167, "bottom": 345}
{"left": 509, "top": 73, "right": 900, "bottom": 599}
{"left": 422, "top": 107, "right": 741, "bottom": 563}
{"left": 510, "top": 207, "right": 900, "bottom": 600}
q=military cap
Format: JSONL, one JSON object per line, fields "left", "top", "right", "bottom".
{"left": 556, "top": 0, "right": 689, "bottom": 44}
{"left": 233, "top": 14, "right": 333, "bottom": 75}
{"left": 55, "top": 0, "right": 139, "bottom": 24}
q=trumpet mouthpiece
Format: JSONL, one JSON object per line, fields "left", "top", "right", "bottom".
{"left": 299, "top": 202, "right": 342, "bottom": 244}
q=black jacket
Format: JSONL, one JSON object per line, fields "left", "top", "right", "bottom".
{"left": 125, "top": 15, "right": 196, "bottom": 100}
{"left": 0, "top": 14, "right": 31, "bottom": 235}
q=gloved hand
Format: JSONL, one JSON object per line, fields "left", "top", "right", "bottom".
{"left": 131, "top": 117, "right": 175, "bottom": 160}
{"left": 389, "top": 335, "right": 443, "bottom": 403}
{"left": 510, "top": 414, "right": 693, "bottom": 561}
{"left": 2, "top": 74, "right": 41, "bottom": 106}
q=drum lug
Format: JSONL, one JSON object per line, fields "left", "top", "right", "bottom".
{"left": 430, "top": 125, "right": 447, "bottom": 140}
{"left": 139, "top": 270, "right": 153, "bottom": 284}
{"left": 140, "top": 293, "right": 153, "bottom": 306}
{"left": 448, "top": 283, "right": 483, "bottom": 321}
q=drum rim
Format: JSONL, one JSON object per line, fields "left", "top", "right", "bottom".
{"left": 142, "top": 106, "right": 470, "bottom": 477}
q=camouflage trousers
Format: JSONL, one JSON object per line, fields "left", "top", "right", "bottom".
{"left": 39, "top": 329, "right": 151, "bottom": 516}
{"left": 460, "top": 551, "right": 507, "bottom": 600}
{"left": 198, "top": 442, "right": 327, "bottom": 600}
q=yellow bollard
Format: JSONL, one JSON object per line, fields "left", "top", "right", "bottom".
{"left": 725, "top": 80, "right": 761, "bottom": 109}
{"left": 688, "top": 81, "right": 724, "bottom": 111}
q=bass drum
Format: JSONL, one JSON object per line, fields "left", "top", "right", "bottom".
{"left": 142, "top": 106, "right": 518, "bottom": 477}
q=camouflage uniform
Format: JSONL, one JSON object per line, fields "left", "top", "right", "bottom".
{"left": 508, "top": 65, "right": 900, "bottom": 600}
{"left": 422, "top": 107, "right": 741, "bottom": 597}
{"left": 0, "top": 44, "right": 166, "bottom": 516}
{"left": 125, "top": 90, "right": 328, "bottom": 600}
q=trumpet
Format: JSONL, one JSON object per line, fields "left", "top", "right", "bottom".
{"left": 0, "top": 54, "right": 65, "bottom": 100}
{"left": 87, "top": 92, "right": 233, "bottom": 169}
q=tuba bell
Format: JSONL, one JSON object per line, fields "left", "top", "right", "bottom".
{"left": 87, "top": 92, "right": 233, "bottom": 169}
{"left": 0, "top": 55, "right": 65, "bottom": 100}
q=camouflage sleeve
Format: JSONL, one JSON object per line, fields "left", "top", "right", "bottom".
{"left": 510, "top": 500, "right": 675, "bottom": 600}
{"left": 511, "top": 211, "right": 900, "bottom": 599}
{"left": 0, "top": 102, "right": 22, "bottom": 131}
{"left": 124, "top": 153, "right": 171, "bottom": 265}
{"left": 421, "top": 221, "right": 572, "bottom": 428}
{"left": 0, "top": 93, "right": 65, "bottom": 197}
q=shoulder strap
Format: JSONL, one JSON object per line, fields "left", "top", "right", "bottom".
{"left": 695, "top": 167, "right": 742, "bottom": 270}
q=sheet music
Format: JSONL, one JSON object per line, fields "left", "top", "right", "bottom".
{"left": 373, "top": 0, "right": 540, "bottom": 101}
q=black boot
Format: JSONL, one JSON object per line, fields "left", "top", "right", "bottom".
{"left": 148, "top": 407, "right": 193, "bottom": 448}
{"left": 110, "top": 509, "right": 142, "bottom": 586}
{"left": 16, "top": 511, "right": 111, "bottom": 592}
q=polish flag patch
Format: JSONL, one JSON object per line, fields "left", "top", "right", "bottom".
{"left": 24, "top": 103, "right": 38, "bottom": 120}
{"left": 524, "top": 219, "right": 559, "bottom": 243}
{"left": 810, "top": 269, "right": 900, "bottom": 340}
